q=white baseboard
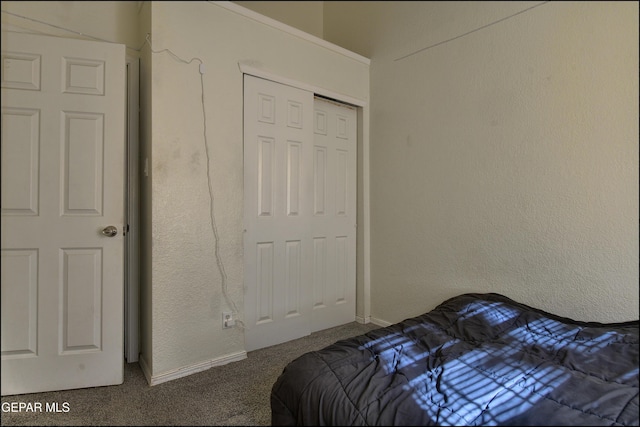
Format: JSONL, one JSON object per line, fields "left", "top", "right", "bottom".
{"left": 355, "top": 315, "right": 370, "bottom": 324}
{"left": 143, "top": 351, "right": 247, "bottom": 387}
{"left": 138, "top": 353, "right": 152, "bottom": 385}
{"left": 356, "top": 314, "right": 392, "bottom": 327}
{"left": 369, "top": 317, "right": 392, "bottom": 327}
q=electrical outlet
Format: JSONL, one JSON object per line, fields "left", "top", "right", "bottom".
{"left": 222, "top": 311, "right": 235, "bottom": 329}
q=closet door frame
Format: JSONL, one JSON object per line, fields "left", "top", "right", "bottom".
{"left": 239, "top": 63, "right": 371, "bottom": 328}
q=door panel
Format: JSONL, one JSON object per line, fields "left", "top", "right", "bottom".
{"left": 244, "top": 75, "right": 314, "bottom": 351}
{"left": 310, "top": 97, "right": 357, "bottom": 332}
{"left": 1, "top": 31, "right": 125, "bottom": 395}
{"left": 244, "top": 76, "right": 357, "bottom": 351}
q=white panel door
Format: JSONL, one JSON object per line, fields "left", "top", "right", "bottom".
{"left": 1, "top": 32, "right": 126, "bottom": 395}
{"left": 244, "top": 75, "right": 315, "bottom": 351}
{"left": 310, "top": 97, "right": 357, "bottom": 332}
{"left": 244, "top": 76, "right": 357, "bottom": 351}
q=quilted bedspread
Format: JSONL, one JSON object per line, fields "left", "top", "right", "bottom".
{"left": 271, "top": 293, "right": 639, "bottom": 426}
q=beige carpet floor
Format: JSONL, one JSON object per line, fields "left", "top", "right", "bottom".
{"left": 1, "top": 321, "right": 379, "bottom": 426}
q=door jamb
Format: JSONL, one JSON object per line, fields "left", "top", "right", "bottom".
{"left": 125, "top": 54, "right": 140, "bottom": 363}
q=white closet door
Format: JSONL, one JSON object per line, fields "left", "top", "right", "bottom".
{"left": 310, "top": 97, "right": 357, "bottom": 332}
{"left": 243, "top": 76, "right": 357, "bottom": 351}
{"left": 244, "top": 75, "right": 315, "bottom": 351}
{"left": 1, "top": 32, "right": 126, "bottom": 395}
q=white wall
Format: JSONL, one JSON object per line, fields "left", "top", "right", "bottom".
{"left": 146, "top": 1, "right": 369, "bottom": 378}
{"left": 1, "top": 1, "right": 142, "bottom": 52}
{"left": 324, "top": 1, "right": 639, "bottom": 324}
{"left": 233, "top": 1, "right": 324, "bottom": 38}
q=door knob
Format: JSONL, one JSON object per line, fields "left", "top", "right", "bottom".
{"left": 101, "top": 225, "right": 118, "bottom": 237}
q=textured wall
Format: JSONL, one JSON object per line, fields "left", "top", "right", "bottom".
{"left": 325, "top": 1, "right": 639, "bottom": 323}
{"left": 149, "top": 2, "right": 368, "bottom": 376}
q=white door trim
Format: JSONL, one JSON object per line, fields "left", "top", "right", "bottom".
{"left": 239, "top": 63, "right": 371, "bottom": 324}
{"left": 125, "top": 54, "right": 140, "bottom": 363}
{"left": 238, "top": 63, "right": 366, "bottom": 107}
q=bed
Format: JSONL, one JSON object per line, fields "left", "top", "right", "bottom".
{"left": 271, "top": 292, "right": 639, "bottom": 426}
